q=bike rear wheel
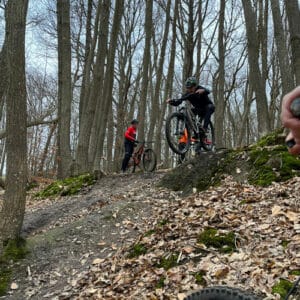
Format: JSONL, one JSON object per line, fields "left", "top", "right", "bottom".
{"left": 201, "top": 121, "right": 215, "bottom": 151}
{"left": 165, "top": 112, "right": 191, "bottom": 155}
{"left": 184, "top": 286, "right": 261, "bottom": 300}
{"left": 126, "top": 160, "right": 136, "bottom": 173}
{"left": 142, "top": 148, "right": 157, "bottom": 172}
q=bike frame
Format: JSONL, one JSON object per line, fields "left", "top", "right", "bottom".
{"left": 132, "top": 142, "right": 145, "bottom": 166}
{"left": 179, "top": 101, "right": 200, "bottom": 135}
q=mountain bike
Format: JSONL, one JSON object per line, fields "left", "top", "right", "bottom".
{"left": 165, "top": 100, "right": 215, "bottom": 155}
{"left": 127, "top": 141, "right": 157, "bottom": 173}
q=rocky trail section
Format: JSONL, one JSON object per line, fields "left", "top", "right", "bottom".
{"left": 3, "top": 171, "right": 173, "bottom": 300}
{"left": 67, "top": 176, "right": 300, "bottom": 299}
{"left": 1, "top": 146, "right": 300, "bottom": 300}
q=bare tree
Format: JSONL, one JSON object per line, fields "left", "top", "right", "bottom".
{"left": 270, "top": 0, "right": 293, "bottom": 95}
{"left": 57, "top": 0, "right": 72, "bottom": 178}
{"left": 147, "top": 0, "right": 171, "bottom": 143}
{"left": 214, "top": 0, "right": 225, "bottom": 148}
{"left": 92, "top": 0, "right": 125, "bottom": 170}
{"left": 242, "top": 0, "right": 270, "bottom": 136}
{"left": 0, "top": 0, "right": 28, "bottom": 250}
{"left": 284, "top": 0, "right": 300, "bottom": 85}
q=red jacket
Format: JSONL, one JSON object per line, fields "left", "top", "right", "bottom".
{"left": 124, "top": 126, "right": 136, "bottom": 142}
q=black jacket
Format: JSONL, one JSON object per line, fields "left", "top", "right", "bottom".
{"left": 170, "top": 85, "right": 213, "bottom": 113}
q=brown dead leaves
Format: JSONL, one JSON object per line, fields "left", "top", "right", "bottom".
{"left": 69, "top": 176, "right": 300, "bottom": 299}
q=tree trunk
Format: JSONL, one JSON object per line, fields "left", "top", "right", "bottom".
{"left": 155, "top": 0, "right": 178, "bottom": 164}
{"left": 214, "top": 0, "right": 226, "bottom": 148}
{"left": 76, "top": 0, "right": 109, "bottom": 173}
{"left": 38, "top": 122, "right": 58, "bottom": 175}
{"left": 242, "top": 0, "right": 270, "bottom": 136}
{"left": 182, "top": 0, "right": 195, "bottom": 80}
{"left": 78, "top": 0, "right": 94, "bottom": 123}
{"left": 0, "top": 0, "right": 28, "bottom": 249}
{"left": 57, "top": 0, "right": 72, "bottom": 178}
{"left": 284, "top": 0, "right": 300, "bottom": 85}
{"left": 92, "top": 0, "right": 125, "bottom": 170}
{"left": 0, "top": 41, "right": 7, "bottom": 114}
{"left": 137, "top": 0, "right": 153, "bottom": 142}
{"left": 147, "top": 0, "right": 171, "bottom": 143}
{"left": 270, "top": 0, "right": 293, "bottom": 95}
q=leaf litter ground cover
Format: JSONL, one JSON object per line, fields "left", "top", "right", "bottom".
{"left": 70, "top": 176, "right": 300, "bottom": 299}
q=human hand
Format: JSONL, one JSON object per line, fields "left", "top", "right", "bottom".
{"left": 195, "top": 89, "right": 205, "bottom": 94}
{"left": 167, "top": 99, "right": 176, "bottom": 105}
{"left": 281, "top": 86, "right": 300, "bottom": 155}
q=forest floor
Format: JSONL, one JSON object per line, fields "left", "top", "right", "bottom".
{"left": 1, "top": 152, "right": 300, "bottom": 299}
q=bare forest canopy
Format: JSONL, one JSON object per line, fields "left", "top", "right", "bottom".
{"left": 0, "top": 0, "right": 300, "bottom": 177}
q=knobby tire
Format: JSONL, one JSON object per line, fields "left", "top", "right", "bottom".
{"left": 184, "top": 286, "right": 262, "bottom": 300}
{"left": 165, "top": 112, "right": 191, "bottom": 155}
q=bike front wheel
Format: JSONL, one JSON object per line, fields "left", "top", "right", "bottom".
{"left": 165, "top": 112, "right": 191, "bottom": 155}
{"left": 142, "top": 149, "right": 157, "bottom": 172}
{"left": 184, "top": 286, "right": 261, "bottom": 300}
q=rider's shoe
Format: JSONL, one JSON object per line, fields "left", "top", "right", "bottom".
{"left": 203, "top": 138, "right": 212, "bottom": 145}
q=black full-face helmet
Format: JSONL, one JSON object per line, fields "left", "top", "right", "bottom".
{"left": 131, "top": 119, "right": 139, "bottom": 125}
{"left": 185, "top": 76, "right": 198, "bottom": 88}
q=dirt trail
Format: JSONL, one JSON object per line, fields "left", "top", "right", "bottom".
{"left": 3, "top": 170, "right": 175, "bottom": 300}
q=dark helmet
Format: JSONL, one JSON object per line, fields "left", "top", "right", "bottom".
{"left": 131, "top": 119, "right": 139, "bottom": 125}
{"left": 185, "top": 76, "right": 198, "bottom": 87}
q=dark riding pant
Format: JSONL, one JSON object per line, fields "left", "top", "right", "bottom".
{"left": 121, "top": 140, "right": 134, "bottom": 171}
{"left": 198, "top": 103, "right": 215, "bottom": 130}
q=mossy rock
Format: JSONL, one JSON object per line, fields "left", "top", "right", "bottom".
{"left": 272, "top": 279, "right": 293, "bottom": 299}
{"left": 35, "top": 173, "right": 96, "bottom": 198}
{"left": 160, "top": 128, "right": 299, "bottom": 193}
{"left": 160, "top": 151, "right": 230, "bottom": 195}
{"left": 198, "top": 228, "right": 236, "bottom": 253}
{"left": 256, "top": 128, "right": 285, "bottom": 147}
{"left": 248, "top": 145, "right": 300, "bottom": 186}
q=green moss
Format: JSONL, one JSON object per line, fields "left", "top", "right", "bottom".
{"left": 272, "top": 279, "right": 293, "bottom": 299}
{"left": 256, "top": 128, "right": 285, "bottom": 147}
{"left": 128, "top": 243, "right": 147, "bottom": 258}
{"left": 0, "top": 264, "right": 11, "bottom": 296}
{"left": 144, "top": 229, "right": 156, "bottom": 237}
{"left": 194, "top": 270, "right": 207, "bottom": 286}
{"left": 157, "top": 253, "right": 179, "bottom": 270}
{"left": 35, "top": 173, "right": 96, "bottom": 198}
{"left": 155, "top": 276, "right": 165, "bottom": 289}
{"left": 290, "top": 269, "right": 300, "bottom": 276}
{"left": 0, "top": 238, "right": 28, "bottom": 297}
{"left": 3, "top": 238, "right": 28, "bottom": 261}
{"left": 281, "top": 240, "right": 290, "bottom": 249}
{"left": 198, "top": 228, "right": 236, "bottom": 253}
{"left": 158, "top": 219, "right": 169, "bottom": 227}
{"left": 248, "top": 145, "right": 300, "bottom": 186}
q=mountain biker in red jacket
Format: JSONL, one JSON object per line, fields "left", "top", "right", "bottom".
{"left": 121, "top": 119, "right": 139, "bottom": 172}
{"left": 167, "top": 76, "right": 215, "bottom": 133}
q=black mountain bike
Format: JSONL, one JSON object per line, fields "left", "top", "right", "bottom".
{"left": 165, "top": 100, "right": 215, "bottom": 155}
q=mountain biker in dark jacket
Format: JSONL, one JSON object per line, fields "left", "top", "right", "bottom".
{"left": 121, "top": 119, "right": 139, "bottom": 172}
{"left": 167, "top": 76, "right": 215, "bottom": 132}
